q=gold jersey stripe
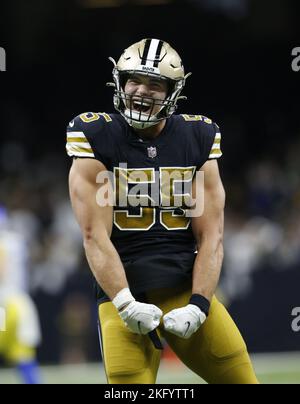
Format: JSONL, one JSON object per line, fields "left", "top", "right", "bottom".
{"left": 66, "top": 144, "right": 95, "bottom": 157}
{"left": 68, "top": 142, "right": 93, "bottom": 148}
{"left": 210, "top": 148, "right": 222, "bottom": 155}
{"left": 67, "top": 131, "right": 86, "bottom": 138}
{"left": 69, "top": 145, "right": 94, "bottom": 154}
{"left": 67, "top": 141, "right": 93, "bottom": 150}
{"left": 67, "top": 137, "right": 88, "bottom": 143}
{"left": 209, "top": 131, "right": 222, "bottom": 158}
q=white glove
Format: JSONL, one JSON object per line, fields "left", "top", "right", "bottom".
{"left": 163, "top": 304, "right": 207, "bottom": 339}
{"left": 112, "top": 288, "right": 162, "bottom": 335}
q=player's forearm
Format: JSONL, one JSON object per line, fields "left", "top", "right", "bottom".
{"left": 192, "top": 237, "right": 224, "bottom": 302}
{"left": 84, "top": 236, "right": 129, "bottom": 301}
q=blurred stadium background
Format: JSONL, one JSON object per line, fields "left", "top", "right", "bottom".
{"left": 0, "top": 0, "right": 300, "bottom": 384}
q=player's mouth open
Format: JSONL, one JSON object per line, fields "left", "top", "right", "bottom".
{"left": 132, "top": 100, "right": 152, "bottom": 113}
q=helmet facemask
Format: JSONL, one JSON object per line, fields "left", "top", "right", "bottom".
{"left": 107, "top": 39, "right": 191, "bottom": 130}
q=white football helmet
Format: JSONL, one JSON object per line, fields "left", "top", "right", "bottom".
{"left": 107, "top": 38, "right": 192, "bottom": 129}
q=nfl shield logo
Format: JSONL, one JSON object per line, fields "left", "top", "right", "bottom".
{"left": 147, "top": 147, "right": 157, "bottom": 159}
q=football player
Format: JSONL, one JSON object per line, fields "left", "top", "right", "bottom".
{"left": 67, "top": 39, "right": 258, "bottom": 384}
{"left": 0, "top": 206, "right": 42, "bottom": 384}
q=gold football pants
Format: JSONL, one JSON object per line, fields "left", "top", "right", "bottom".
{"left": 0, "top": 295, "right": 37, "bottom": 364}
{"left": 98, "top": 284, "right": 258, "bottom": 384}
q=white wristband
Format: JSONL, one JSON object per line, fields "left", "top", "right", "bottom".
{"left": 112, "top": 288, "right": 135, "bottom": 311}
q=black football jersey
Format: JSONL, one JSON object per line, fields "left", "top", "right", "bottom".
{"left": 66, "top": 112, "right": 222, "bottom": 300}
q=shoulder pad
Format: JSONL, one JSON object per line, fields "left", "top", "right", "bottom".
{"left": 66, "top": 113, "right": 95, "bottom": 158}
{"left": 180, "top": 114, "right": 222, "bottom": 160}
{"left": 66, "top": 112, "right": 113, "bottom": 159}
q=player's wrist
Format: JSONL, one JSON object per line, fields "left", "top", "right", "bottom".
{"left": 189, "top": 294, "right": 210, "bottom": 317}
{"left": 112, "top": 288, "right": 135, "bottom": 312}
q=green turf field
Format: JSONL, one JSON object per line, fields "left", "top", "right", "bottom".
{"left": 0, "top": 353, "right": 299, "bottom": 384}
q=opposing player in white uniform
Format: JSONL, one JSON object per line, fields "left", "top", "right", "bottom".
{"left": 0, "top": 206, "right": 42, "bottom": 384}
